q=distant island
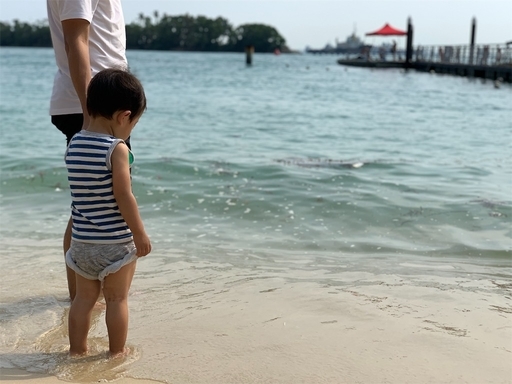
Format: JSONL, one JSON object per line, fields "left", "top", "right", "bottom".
{"left": 0, "top": 12, "right": 292, "bottom": 53}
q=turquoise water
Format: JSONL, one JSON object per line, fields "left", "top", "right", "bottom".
{"left": 1, "top": 47, "right": 510, "bottom": 266}
{"left": 0, "top": 47, "right": 511, "bottom": 381}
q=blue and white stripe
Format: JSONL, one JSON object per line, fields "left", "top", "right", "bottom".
{"left": 65, "top": 130, "right": 132, "bottom": 244}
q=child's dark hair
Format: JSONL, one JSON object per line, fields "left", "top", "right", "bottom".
{"left": 87, "top": 68, "right": 146, "bottom": 121}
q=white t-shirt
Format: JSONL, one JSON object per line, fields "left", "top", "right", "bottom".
{"left": 47, "top": 0, "right": 128, "bottom": 115}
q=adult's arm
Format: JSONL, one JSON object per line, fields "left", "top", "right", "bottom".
{"left": 62, "top": 18, "right": 91, "bottom": 128}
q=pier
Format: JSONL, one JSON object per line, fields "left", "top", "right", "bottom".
{"left": 334, "top": 18, "right": 512, "bottom": 83}
{"left": 411, "top": 44, "right": 511, "bottom": 82}
{"left": 337, "top": 43, "right": 512, "bottom": 82}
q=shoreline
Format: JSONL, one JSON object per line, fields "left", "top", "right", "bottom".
{"left": 0, "top": 368, "right": 163, "bottom": 383}
{"left": 1, "top": 245, "right": 511, "bottom": 383}
{"left": 1, "top": 270, "right": 511, "bottom": 383}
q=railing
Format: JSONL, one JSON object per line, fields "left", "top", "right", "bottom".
{"left": 344, "top": 44, "right": 512, "bottom": 67}
{"left": 413, "top": 44, "right": 511, "bottom": 66}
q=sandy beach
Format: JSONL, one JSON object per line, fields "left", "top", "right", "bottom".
{"left": 123, "top": 271, "right": 511, "bottom": 384}
{"left": 1, "top": 368, "right": 162, "bottom": 383}
{"left": 3, "top": 261, "right": 510, "bottom": 384}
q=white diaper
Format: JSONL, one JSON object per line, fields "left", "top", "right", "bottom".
{"left": 65, "top": 240, "right": 137, "bottom": 281}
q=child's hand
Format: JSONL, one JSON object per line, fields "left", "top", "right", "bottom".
{"left": 134, "top": 233, "right": 152, "bottom": 257}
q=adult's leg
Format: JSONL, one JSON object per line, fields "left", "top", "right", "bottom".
{"left": 64, "top": 217, "right": 76, "bottom": 300}
{"left": 51, "top": 114, "right": 83, "bottom": 300}
{"left": 51, "top": 114, "right": 84, "bottom": 146}
{"left": 102, "top": 260, "right": 137, "bottom": 356}
{"left": 68, "top": 273, "right": 101, "bottom": 356}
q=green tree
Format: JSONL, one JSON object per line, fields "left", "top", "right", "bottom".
{"left": 0, "top": 19, "right": 51, "bottom": 47}
{"left": 232, "top": 23, "right": 287, "bottom": 53}
{"left": 1, "top": 13, "right": 290, "bottom": 52}
{"left": 0, "top": 22, "right": 14, "bottom": 45}
{"left": 126, "top": 13, "right": 236, "bottom": 51}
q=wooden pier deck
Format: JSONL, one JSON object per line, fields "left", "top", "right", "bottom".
{"left": 337, "top": 43, "right": 512, "bottom": 83}
{"left": 413, "top": 61, "right": 511, "bottom": 82}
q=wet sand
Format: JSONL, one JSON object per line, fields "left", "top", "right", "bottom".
{"left": 2, "top": 262, "right": 511, "bottom": 383}
{"left": 1, "top": 368, "right": 161, "bottom": 383}
{"left": 124, "top": 274, "right": 512, "bottom": 383}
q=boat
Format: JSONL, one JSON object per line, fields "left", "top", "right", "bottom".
{"left": 335, "top": 32, "right": 371, "bottom": 54}
{"left": 306, "top": 32, "right": 371, "bottom": 54}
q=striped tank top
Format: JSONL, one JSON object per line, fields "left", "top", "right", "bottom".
{"left": 65, "top": 130, "right": 133, "bottom": 244}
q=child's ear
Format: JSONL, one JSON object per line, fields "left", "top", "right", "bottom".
{"left": 117, "top": 110, "right": 132, "bottom": 124}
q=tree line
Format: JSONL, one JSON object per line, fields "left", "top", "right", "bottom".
{"left": 0, "top": 12, "right": 290, "bottom": 53}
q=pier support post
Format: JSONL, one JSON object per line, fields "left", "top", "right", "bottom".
{"left": 469, "top": 17, "right": 476, "bottom": 64}
{"left": 405, "top": 17, "right": 414, "bottom": 69}
{"left": 245, "top": 45, "right": 254, "bottom": 66}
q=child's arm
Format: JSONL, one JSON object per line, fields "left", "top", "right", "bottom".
{"left": 111, "top": 142, "right": 151, "bottom": 257}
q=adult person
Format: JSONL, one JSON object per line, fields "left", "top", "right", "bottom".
{"left": 391, "top": 40, "right": 397, "bottom": 61}
{"left": 47, "top": 0, "right": 128, "bottom": 301}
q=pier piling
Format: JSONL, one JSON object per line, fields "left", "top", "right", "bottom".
{"left": 405, "top": 17, "right": 414, "bottom": 69}
{"left": 245, "top": 45, "right": 254, "bottom": 66}
{"left": 469, "top": 17, "right": 476, "bottom": 65}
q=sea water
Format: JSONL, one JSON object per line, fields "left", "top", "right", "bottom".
{"left": 0, "top": 47, "right": 511, "bottom": 381}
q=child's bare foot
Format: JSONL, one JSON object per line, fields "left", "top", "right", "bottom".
{"left": 69, "top": 349, "right": 87, "bottom": 358}
{"left": 109, "top": 346, "right": 131, "bottom": 359}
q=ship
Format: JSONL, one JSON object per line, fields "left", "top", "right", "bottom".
{"left": 306, "top": 32, "right": 371, "bottom": 54}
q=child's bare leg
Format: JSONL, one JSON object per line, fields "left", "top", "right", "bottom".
{"left": 68, "top": 274, "right": 101, "bottom": 356}
{"left": 65, "top": 217, "right": 103, "bottom": 307}
{"left": 102, "top": 260, "right": 137, "bottom": 356}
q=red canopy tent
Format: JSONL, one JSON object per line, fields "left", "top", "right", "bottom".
{"left": 366, "top": 23, "right": 407, "bottom": 36}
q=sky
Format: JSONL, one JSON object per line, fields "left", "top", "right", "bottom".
{"left": 0, "top": 0, "right": 510, "bottom": 50}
